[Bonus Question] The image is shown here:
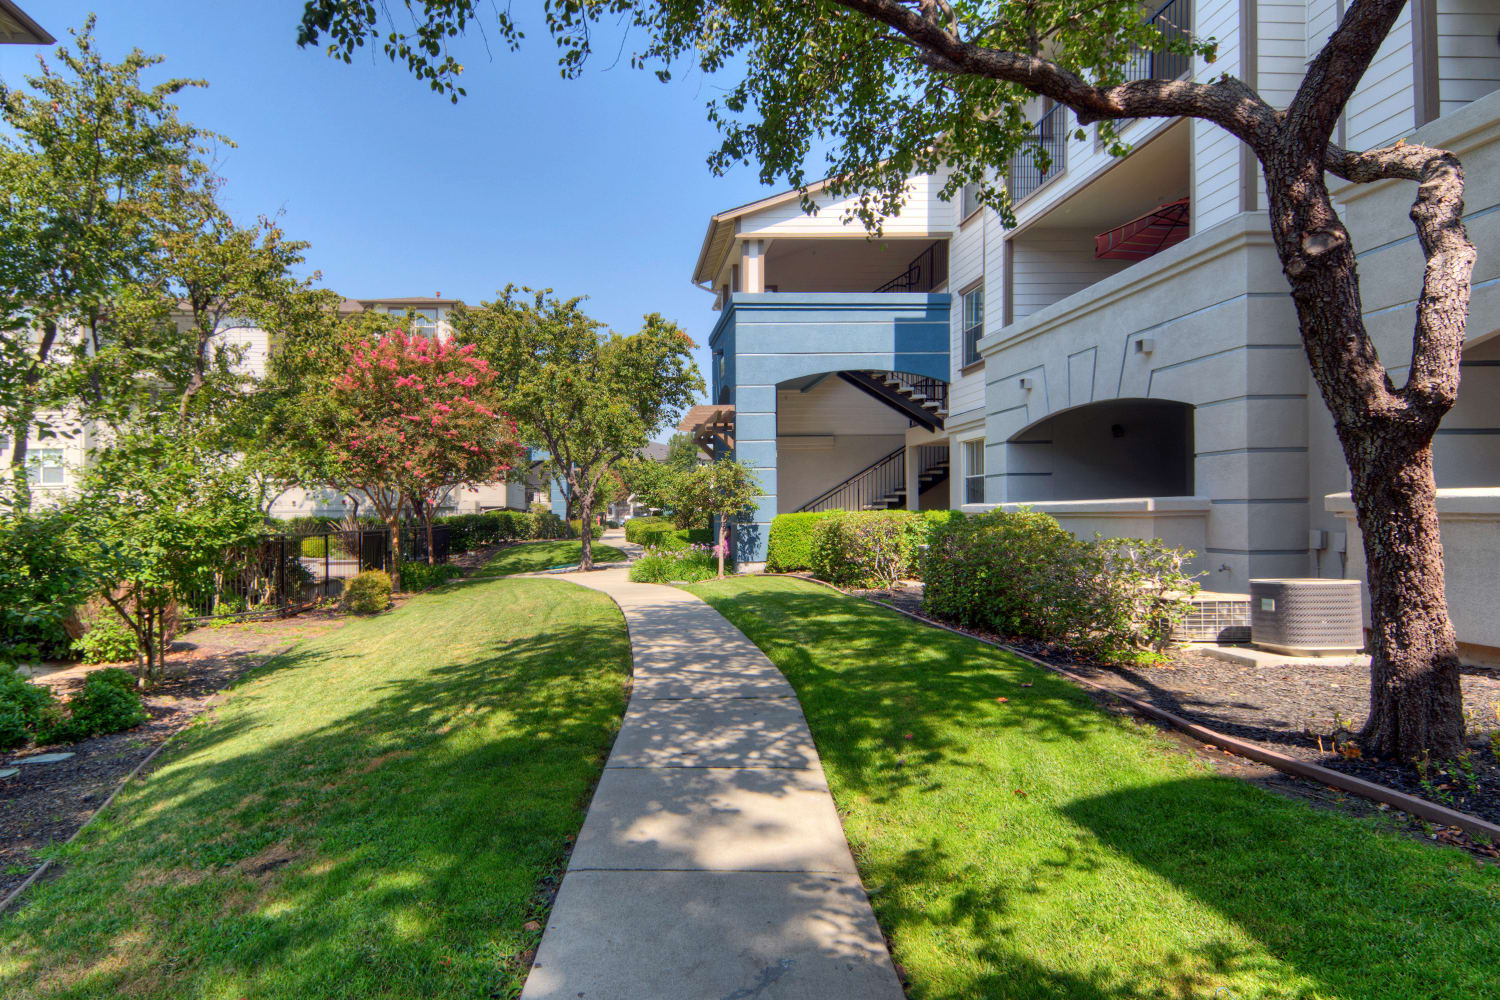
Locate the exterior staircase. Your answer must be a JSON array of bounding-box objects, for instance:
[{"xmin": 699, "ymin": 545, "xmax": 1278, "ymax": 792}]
[
  {"xmin": 838, "ymin": 371, "xmax": 949, "ymax": 430},
  {"xmin": 796, "ymin": 443, "xmax": 951, "ymax": 513}
]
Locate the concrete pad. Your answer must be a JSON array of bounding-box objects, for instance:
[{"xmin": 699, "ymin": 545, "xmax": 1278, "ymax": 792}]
[
  {"xmin": 571, "ymin": 766, "xmax": 856, "ymax": 873},
  {"xmin": 520, "ymin": 870, "xmax": 905, "ymax": 1000},
  {"xmin": 607, "ymin": 696, "xmax": 820, "ymax": 769},
  {"xmin": 14, "ymin": 752, "xmax": 75, "ymax": 765},
  {"xmin": 1194, "ymin": 644, "xmax": 1371, "ymax": 669}
]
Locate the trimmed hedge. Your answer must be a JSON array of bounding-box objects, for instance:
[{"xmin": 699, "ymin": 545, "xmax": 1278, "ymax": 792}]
[
  {"xmin": 626, "ymin": 516, "xmax": 710, "ymax": 550},
  {"xmin": 764, "ymin": 511, "xmax": 839, "ymax": 572},
  {"xmin": 921, "ymin": 508, "xmax": 1197, "ymax": 661},
  {"xmin": 767, "ymin": 509, "xmax": 963, "ymax": 574},
  {"xmin": 434, "ymin": 507, "xmax": 572, "ymax": 553}
]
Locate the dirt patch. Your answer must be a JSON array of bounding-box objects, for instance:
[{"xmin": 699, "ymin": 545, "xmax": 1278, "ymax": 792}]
[
  {"xmin": 850, "ymin": 580, "xmax": 1500, "ymax": 853},
  {"xmin": 237, "ymin": 841, "xmax": 301, "ymax": 879},
  {"xmin": 1, "ymin": 610, "xmax": 346, "ymax": 900}
]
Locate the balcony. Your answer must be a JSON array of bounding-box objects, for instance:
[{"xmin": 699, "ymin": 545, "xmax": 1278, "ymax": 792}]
[
  {"xmin": 1123, "ymin": 0, "xmax": 1193, "ymax": 83},
  {"xmin": 1008, "ymin": 104, "xmax": 1068, "ymax": 204}
]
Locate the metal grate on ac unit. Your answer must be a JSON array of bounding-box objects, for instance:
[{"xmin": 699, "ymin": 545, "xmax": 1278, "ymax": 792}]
[
  {"xmin": 1249, "ymin": 579, "xmax": 1364, "ymax": 655},
  {"xmin": 1171, "ymin": 591, "xmax": 1252, "ymax": 644}
]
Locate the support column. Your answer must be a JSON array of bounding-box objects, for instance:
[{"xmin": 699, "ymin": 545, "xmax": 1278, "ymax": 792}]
[
  {"xmin": 904, "ymin": 442, "xmax": 920, "ymax": 511},
  {"xmin": 739, "ymin": 240, "xmax": 766, "ymax": 294}
]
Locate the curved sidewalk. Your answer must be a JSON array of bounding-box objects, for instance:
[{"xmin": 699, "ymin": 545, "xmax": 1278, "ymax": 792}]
[{"xmin": 521, "ymin": 566, "xmax": 904, "ymax": 1000}]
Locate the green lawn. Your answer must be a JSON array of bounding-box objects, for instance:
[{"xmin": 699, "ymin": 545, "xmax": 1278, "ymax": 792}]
[
  {"xmin": 688, "ymin": 576, "xmax": 1500, "ymax": 1000},
  {"xmin": 0, "ymin": 556, "xmax": 631, "ymax": 999},
  {"xmin": 475, "ymin": 539, "xmax": 626, "ymax": 577}
]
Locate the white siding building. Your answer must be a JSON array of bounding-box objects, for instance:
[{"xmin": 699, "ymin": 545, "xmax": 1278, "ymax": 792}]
[{"xmin": 686, "ymin": 0, "xmax": 1500, "ymax": 661}]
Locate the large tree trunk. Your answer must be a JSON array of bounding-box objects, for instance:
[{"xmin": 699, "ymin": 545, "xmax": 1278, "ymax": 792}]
[
  {"xmin": 1262, "ymin": 146, "xmax": 1470, "ymax": 762},
  {"xmin": 387, "ymin": 516, "xmax": 403, "ymax": 592},
  {"xmin": 1346, "ymin": 427, "xmax": 1464, "ymax": 759},
  {"xmin": 578, "ymin": 488, "xmax": 594, "ymax": 570}
]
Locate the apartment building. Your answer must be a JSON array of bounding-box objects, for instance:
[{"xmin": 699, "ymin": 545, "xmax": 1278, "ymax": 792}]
[
  {"xmin": 684, "ymin": 0, "xmax": 1500, "ymax": 660},
  {"xmin": 5, "ymin": 295, "xmax": 550, "ymax": 518}
]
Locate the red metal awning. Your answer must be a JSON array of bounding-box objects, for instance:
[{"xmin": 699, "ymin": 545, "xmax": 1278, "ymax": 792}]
[{"xmin": 1094, "ymin": 198, "xmax": 1190, "ymax": 261}]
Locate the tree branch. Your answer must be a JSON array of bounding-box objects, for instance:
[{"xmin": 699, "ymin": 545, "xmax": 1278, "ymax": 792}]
[
  {"xmin": 830, "ymin": 0, "xmax": 1278, "ymax": 147},
  {"xmin": 1327, "ymin": 140, "xmax": 1476, "ymax": 416},
  {"xmin": 1285, "ymin": 0, "xmax": 1408, "ymax": 153}
]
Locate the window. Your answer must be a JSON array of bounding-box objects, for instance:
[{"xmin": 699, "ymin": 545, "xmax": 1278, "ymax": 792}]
[
  {"xmin": 963, "ymin": 439, "xmax": 985, "ymax": 505},
  {"xmin": 35, "ymin": 448, "xmax": 64, "ymax": 487},
  {"xmin": 960, "ymin": 181, "xmax": 982, "ymax": 220},
  {"xmin": 962, "ymin": 284, "xmax": 984, "ymax": 367}
]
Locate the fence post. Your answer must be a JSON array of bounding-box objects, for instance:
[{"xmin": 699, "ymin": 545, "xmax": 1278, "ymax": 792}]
[
  {"xmin": 324, "ymin": 531, "xmax": 330, "ymax": 600},
  {"xmin": 277, "ymin": 535, "xmax": 287, "ymax": 610}
]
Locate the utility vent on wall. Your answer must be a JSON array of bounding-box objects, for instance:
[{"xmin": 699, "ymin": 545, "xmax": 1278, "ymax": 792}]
[{"xmin": 1249, "ymin": 579, "xmax": 1364, "ymax": 655}]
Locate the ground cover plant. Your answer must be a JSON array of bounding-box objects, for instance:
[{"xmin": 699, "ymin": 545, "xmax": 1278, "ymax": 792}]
[
  {"xmin": 475, "ymin": 539, "xmax": 626, "ymax": 578},
  {"xmin": 687, "ymin": 576, "xmax": 1500, "ymax": 1000},
  {"xmin": 0, "ymin": 554, "xmax": 631, "ymax": 999},
  {"xmin": 628, "ymin": 544, "xmax": 722, "ymax": 585}
]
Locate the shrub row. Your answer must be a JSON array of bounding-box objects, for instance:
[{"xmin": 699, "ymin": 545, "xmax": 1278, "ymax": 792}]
[
  {"xmin": 400, "ymin": 561, "xmax": 465, "ymax": 592},
  {"xmin": 434, "ymin": 505, "xmax": 572, "ymax": 553},
  {"xmin": 768, "ymin": 509, "xmax": 966, "ymax": 577},
  {"xmin": 625, "ymin": 516, "xmax": 711, "ymax": 550},
  {"xmin": 0, "ymin": 665, "xmax": 148, "ymax": 751},
  {"xmin": 920, "ymin": 509, "xmax": 1197, "ymax": 661}
]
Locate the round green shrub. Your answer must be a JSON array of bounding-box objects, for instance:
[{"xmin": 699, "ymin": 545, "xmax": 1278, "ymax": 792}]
[
  {"xmin": 64, "ymin": 668, "xmax": 148, "ymax": 739},
  {"xmin": 73, "ymin": 617, "xmax": 138, "ymax": 664},
  {"xmin": 0, "ymin": 702, "xmax": 29, "ymax": 751},
  {"xmin": 342, "ymin": 570, "xmax": 393, "ymax": 614},
  {"xmin": 0, "ymin": 666, "xmax": 61, "ymax": 750},
  {"xmin": 809, "ymin": 511, "xmax": 923, "ymax": 589}
]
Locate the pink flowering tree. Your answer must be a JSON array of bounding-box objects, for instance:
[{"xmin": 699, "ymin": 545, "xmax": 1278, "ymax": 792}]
[{"xmin": 328, "ymin": 326, "xmax": 519, "ymax": 589}]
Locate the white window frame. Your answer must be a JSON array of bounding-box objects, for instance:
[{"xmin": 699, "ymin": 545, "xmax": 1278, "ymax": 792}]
[
  {"xmin": 963, "ymin": 438, "xmax": 985, "ymax": 506},
  {"xmin": 961, "ymin": 283, "xmax": 985, "ymax": 367},
  {"xmin": 960, "ymin": 181, "xmax": 982, "ymax": 221},
  {"xmin": 35, "ymin": 447, "xmax": 65, "ymax": 487}
]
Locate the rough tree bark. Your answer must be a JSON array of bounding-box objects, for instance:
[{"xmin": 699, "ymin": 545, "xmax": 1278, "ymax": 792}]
[
  {"xmin": 576, "ymin": 476, "xmax": 596, "ymax": 570},
  {"xmin": 838, "ymin": 0, "xmax": 1475, "ymax": 759}
]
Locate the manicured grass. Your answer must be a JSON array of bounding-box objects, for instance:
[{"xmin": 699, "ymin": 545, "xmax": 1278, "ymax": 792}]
[
  {"xmin": 476, "ymin": 539, "xmax": 626, "ymax": 577},
  {"xmin": 688, "ymin": 577, "xmax": 1500, "ymax": 1000},
  {"xmin": 0, "ymin": 555, "xmax": 631, "ymax": 999}
]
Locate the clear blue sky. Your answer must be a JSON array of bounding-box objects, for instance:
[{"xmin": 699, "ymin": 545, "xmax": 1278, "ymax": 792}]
[{"xmin": 3, "ymin": 2, "xmax": 783, "ymax": 412}]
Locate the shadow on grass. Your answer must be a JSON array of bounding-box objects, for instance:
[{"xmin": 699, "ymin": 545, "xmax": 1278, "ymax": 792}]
[
  {"xmin": 691, "ymin": 578, "xmax": 1500, "ymax": 1000},
  {"xmin": 0, "ymin": 577, "xmax": 631, "ymax": 1000}
]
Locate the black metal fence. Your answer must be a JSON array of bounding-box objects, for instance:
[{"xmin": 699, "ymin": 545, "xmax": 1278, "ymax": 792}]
[
  {"xmin": 1007, "ymin": 103, "xmax": 1068, "ymax": 204},
  {"xmin": 178, "ymin": 525, "xmax": 450, "ymax": 622}
]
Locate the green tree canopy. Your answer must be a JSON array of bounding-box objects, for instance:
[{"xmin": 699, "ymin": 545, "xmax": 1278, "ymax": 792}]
[{"xmin": 450, "ymin": 287, "xmax": 703, "ymax": 568}]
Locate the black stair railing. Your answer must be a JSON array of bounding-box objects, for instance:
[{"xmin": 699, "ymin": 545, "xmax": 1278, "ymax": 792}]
[
  {"xmin": 795, "ymin": 442, "xmax": 952, "ymax": 513},
  {"xmin": 874, "ymin": 241, "xmax": 948, "ymax": 293},
  {"xmin": 796, "ymin": 447, "xmax": 906, "ymax": 513}
]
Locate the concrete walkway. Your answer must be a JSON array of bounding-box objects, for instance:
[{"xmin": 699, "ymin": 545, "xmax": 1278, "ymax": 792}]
[{"xmin": 521, "ymin": 562, "xmax": 904, "ymax": 1000}]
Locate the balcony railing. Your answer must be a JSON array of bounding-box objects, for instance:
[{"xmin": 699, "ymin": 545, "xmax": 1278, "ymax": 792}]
[
  {"xmin": 1007, "ymin": 103, "xmax": 1067, "ymax": 204},
  {"xmin": 874, "ymin": 241, "xmax": 948, "ymax": 293},
  {"xmin": 1124, "ymin": 0, "xmax": 1192, "ymax": 82}
]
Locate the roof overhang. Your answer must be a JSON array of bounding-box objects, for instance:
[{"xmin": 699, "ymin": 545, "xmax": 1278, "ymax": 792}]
[
  {"xmin": 691, "ymin": 178, "xmax": 840, "ymax": 286},
  {"xmin": 0, "ymin": 1, "xmax": 52, "ymax": 44}
]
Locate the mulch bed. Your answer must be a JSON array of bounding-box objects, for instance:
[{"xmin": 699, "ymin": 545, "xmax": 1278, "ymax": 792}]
[
  {"xmin": 852, "ymin": 580, "xmax": 1500, "ymax": 855},
  {"xmin": 0, "ymin": 610, "xmax": 346, "ymax": 900}
]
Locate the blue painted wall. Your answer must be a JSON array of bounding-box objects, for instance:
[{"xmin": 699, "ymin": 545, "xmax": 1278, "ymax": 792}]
[{"xmin": 710, "ymin": 292, "xmax": 951, "ymax": 561}]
